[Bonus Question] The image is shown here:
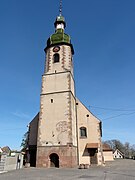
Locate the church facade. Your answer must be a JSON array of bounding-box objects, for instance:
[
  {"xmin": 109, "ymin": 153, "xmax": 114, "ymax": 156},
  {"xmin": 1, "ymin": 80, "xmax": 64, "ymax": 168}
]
[{"xmin": 27, "ymin": 13, "xmax": 104, "ymax": 168}]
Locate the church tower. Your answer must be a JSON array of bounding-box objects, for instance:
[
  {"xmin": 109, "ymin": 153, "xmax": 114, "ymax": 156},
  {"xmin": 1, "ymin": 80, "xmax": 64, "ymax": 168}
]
[
  {"xmin": 36, "ymin": 4, "xmax": 78, "ymax": 168},
  {"xmin": 28, "ymin": 0, "xmax": 104, "ymax": 168}
]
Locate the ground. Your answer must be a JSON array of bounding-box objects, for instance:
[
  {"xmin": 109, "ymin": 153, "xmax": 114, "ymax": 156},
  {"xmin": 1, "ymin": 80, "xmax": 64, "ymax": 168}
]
[{"xmin": 0, "ymin": 159, "xmax": 135, "ymax": 180}]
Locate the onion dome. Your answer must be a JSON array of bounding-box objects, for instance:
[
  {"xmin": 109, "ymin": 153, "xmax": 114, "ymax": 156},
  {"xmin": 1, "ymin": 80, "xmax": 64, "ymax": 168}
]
[{"xmin": 45, "ymin": 15, "xmax": 74, "ymax": 54}]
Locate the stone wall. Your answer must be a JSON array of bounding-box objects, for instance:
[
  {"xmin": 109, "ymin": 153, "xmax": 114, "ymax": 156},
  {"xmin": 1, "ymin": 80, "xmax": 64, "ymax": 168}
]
[
  {"xmin": 36, "ymin": 145, "xmax": 77, "ymax": 168},
  {"xmin": 0, "ymin": 153, "xmax": 24, "ymax": 172}
]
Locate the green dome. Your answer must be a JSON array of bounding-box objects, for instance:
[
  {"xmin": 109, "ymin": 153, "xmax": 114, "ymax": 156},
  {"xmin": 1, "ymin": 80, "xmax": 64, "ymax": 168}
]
[{"xmin": 49, "ymin": 29, "xmax": 70, "ymax": 45}]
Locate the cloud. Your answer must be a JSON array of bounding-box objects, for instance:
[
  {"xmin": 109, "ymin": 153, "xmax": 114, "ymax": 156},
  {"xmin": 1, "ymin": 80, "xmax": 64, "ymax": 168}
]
[
  {"xmin": 103, "ymin": 129, "xmax": 135, "ymax": 144},
  {"xmin": 11, "ymin": 111, "xmax": 31, "ymax": 119}
]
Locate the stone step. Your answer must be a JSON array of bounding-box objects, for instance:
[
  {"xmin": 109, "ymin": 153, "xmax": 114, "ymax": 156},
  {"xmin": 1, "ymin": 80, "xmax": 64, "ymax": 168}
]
[
  {"xmin": 0, "ymin": 164, "xmax": 5, "ymax": 171},
  {"xmin": 0, "ymin": 166, "xmax": 4, "ymax": 168},
  {"xmin": 0, "ymin": 159, "xmax": 6, "ymax": 162},
  {"xmin": 0, "ymin": 167, "xmax": 4, "ymax": 171},
  {"xmin": 0, "ymin": 162, "xmax": 5, "ymax": 165}
]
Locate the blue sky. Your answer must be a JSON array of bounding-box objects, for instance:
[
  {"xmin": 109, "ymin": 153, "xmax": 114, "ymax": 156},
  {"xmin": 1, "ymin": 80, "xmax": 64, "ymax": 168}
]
[{"xmin": 0, "ymin": 0, "xmax": 135, "ymax": 150}]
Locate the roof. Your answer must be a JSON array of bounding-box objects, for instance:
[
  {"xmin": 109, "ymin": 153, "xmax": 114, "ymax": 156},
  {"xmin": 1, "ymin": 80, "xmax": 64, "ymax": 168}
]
[
  {"xmin": 50, "ymin": 29, "xmax": 70, "ymax": 45},
  {"xmin": 2, "ymin": 146, "xmax": 11, "ymax": 154},
  {"xmin": 102, "ymin": 143, "xmax": 113, "ymax": 151},
  {"xmin": 86, "ymin": 143, "xmax": 99, "ymax": 148},
  {"xmin": 29, "ymin": 112, "xmax": 39, "ymax": 125},
  {"xmin": 45, "ymin": 34, "xmax": 74, "ymax": 54},
  {"xmin": 114, "ymin": 149, "xmax": 124, "ymax": 155}
]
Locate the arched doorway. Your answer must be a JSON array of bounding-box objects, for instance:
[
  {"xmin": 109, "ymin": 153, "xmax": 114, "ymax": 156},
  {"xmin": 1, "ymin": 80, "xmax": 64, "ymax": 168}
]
[{"xmin": 49, "ymin": 153, "xmax": 59, "ymax": 168}]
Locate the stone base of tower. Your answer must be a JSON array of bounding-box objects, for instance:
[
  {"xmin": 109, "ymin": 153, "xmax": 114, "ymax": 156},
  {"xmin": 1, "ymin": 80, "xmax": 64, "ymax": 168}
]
[{"xmin": 36, "ymin": 144, "xmax": 78, "ymax": 168}]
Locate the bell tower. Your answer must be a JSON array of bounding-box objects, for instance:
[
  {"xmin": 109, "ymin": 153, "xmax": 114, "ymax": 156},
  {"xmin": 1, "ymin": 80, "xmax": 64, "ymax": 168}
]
[{"xmin": 36, "ymin": 2, "xmax": 78, "ymax": 168}]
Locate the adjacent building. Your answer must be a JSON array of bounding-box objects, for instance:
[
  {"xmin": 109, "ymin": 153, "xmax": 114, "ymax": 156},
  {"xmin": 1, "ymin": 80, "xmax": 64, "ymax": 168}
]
[
  {"xmin": 102, "ymin": 143, "xmax": 114, "ymax": 162},
  {"xmin": 113, "ymin": 149, "xmax": 124, "ymax": 159}
]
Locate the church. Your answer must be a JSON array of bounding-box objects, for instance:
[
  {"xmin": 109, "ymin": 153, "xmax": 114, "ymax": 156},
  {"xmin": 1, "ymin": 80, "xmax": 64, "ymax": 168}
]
[{"xmin": 26, "ymin": 4, "xmax": 104, "ymax": 168}]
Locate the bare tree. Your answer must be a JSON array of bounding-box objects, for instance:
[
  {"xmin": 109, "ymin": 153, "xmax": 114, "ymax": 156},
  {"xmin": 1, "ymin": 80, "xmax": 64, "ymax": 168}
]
[
  {"xmin": 104, "ymin": 139, "xmax": 135, "ymax": 159},
  {"xmin": 104, "ymin": 139, "xmax": 124, "ymax": 152}
]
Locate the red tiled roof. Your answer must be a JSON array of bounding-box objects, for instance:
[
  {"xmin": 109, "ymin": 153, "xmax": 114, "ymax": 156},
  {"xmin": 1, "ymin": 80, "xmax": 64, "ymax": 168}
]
[
  {"xmin": 102, "ymin": 143, "xmax": 112, "ymax": 151},
  {"xmin": 86, "ymin": 143, "xmax": 98, "ymax": 148}
]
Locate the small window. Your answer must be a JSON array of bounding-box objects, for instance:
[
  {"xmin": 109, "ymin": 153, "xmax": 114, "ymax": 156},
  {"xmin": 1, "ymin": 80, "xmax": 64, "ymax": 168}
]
[
  {"xmin": 51, "ymin": 99, "xmax": 53, "ymax": 103},
  {"xmin": 71, "ymin": 57, "xmax": 73, "ymax": 61},
  {"xmin": 53, "ymin": 53, "xmax": 59, "ymax": 63},
  {"xmin": 80, "ymin": 127, "xmax": 87, "ymax": 138}
]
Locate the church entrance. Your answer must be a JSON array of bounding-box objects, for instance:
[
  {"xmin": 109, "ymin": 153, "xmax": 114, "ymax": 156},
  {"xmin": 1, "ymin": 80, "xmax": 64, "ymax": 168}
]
[
  {"xmin": 49, "ymin": 153, "xmax": 59, "ymax": 168},
  {"xmin": 29, "ymin": 148, "xmax": 37, "ymax": 167}
]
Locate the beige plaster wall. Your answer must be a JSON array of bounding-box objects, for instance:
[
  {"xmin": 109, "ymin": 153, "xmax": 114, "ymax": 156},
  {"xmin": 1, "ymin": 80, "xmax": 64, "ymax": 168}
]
[
  {"xmin": 76, "ymin": 99, "xmax": 103, "ymax": 165},
  {"xmin": 103, "ymin": 151, "xmax": 114, "ymax": 161},
  {"xmin": 38, "ymin": 92, "xmax": 77, "ymax": 146},
  {"xmin": 45, "ymin": 45, "xmax": 73, "ymax": 74},
  {"xmin": 37, "ymin": 44, "xmax": 77, "ymax": 147},
  {"xmin": 41, "ymin": 72, "xmax": 75, "ymax": 96}
]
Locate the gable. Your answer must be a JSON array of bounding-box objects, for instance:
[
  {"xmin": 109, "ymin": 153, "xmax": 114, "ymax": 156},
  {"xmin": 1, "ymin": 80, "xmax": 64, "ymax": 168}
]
[
  {"xmin": 76, "ymin": 98, "xmax": 101, "ymax": 124},
  {"xmin": 114, "ymin": 149, "xmax": 124, "ymax": 156},
  {"xmin": 1, "ymin": 146, "xmax": 11, "ymax": 154},
  {"xmin": 76, "ymin": 98, "xmax": 102, "ymax": 140}
]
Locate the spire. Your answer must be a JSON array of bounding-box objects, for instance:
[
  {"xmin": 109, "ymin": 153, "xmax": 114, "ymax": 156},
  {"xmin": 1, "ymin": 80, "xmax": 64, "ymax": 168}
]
[
  {"xmin": 45, "ymin": 0, "xmax": 74, "ymax": 54},
  {"xmin": 59, "ymin": 0, "xmax": 62, "ymax": 16},
  {"xmin": 54, "ymin": 0, "xmax": 66, "ymax": 30},
  {"xmin": 44, "ymin": 0, "xmax": 74, "ymax": 54}
]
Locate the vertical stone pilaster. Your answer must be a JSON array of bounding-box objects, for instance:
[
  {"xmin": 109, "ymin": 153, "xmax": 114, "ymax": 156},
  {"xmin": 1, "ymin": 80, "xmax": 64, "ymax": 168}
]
[{"xmin": 61, "ymin": 46, "xmax": 65, "ymax": 69}]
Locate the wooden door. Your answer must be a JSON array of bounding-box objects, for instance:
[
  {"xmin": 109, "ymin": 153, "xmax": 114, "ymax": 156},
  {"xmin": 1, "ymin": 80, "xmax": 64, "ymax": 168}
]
[{"xmin": 89, "ymin": 148, "xmax": 97, "ymax": 164}]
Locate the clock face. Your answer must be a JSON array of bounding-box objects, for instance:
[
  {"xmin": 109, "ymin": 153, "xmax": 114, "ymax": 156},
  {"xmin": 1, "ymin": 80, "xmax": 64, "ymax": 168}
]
[{"xmin": 53, "ymin": 46, "xmax": 60, "ymax": 52}]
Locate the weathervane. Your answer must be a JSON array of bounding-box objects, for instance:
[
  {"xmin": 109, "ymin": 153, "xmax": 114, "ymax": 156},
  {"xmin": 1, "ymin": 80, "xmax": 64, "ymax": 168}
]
[{"xmin": 59, "ymin": 0, "xmax": 62, "ymax": 16}]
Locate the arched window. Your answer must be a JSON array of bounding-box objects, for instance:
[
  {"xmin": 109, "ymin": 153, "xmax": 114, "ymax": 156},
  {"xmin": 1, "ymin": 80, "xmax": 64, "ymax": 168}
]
[
  {"xmin": 53, "ymin": 53, "xmax": 59, "ymax": 63},
  {"xmin": 80, "ymin": 127, "xmax": 87, "ymax": 138}
]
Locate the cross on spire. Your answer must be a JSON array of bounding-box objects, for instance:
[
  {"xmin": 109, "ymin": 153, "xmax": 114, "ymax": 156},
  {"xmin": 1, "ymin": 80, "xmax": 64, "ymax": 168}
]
[{"xmin": 59, "ymin": 0, "xmax": 62, "ymax": 16}]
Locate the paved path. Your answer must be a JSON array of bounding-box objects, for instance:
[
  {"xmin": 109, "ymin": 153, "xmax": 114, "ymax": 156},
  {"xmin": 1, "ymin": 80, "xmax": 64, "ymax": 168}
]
[{"xmin": 0, "ymin": 159, "xmax": 135, "ymax": 180}]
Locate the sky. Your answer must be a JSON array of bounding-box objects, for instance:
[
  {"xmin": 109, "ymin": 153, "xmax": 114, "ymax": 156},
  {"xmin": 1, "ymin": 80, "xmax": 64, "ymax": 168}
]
[{"xmin": 0, "ymin": 0, "xmax": 135, "ymax": 150}]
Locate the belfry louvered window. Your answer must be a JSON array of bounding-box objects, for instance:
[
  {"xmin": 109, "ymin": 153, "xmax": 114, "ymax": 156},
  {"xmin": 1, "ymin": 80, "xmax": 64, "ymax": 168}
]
[{"xmin": 53, "ymin": 53, "xmax": 59, "ymax": 63}]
